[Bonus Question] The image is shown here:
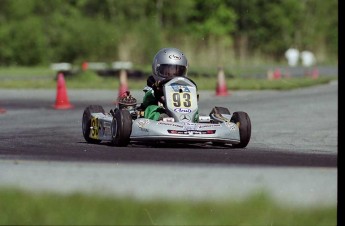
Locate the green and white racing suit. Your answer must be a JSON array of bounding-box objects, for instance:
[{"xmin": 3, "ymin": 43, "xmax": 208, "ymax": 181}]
[{"xmin": 141, "ymin": 87, "xmax": 166, "ymax": 121}]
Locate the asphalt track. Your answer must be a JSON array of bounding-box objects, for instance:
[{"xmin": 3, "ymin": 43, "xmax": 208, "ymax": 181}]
[{"xmin": 0, "ymin": 81, "xmax": 338, "ymax": 206}]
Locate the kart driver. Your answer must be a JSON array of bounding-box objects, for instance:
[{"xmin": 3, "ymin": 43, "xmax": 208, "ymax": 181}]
[{"xmin": 140, "ymin": 47, "xmax": 190, "ymax": 121}]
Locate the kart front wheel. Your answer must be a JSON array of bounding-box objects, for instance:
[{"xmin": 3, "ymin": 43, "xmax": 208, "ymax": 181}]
[
  {"xmin": 82, "ymin": 105, "xmax": 105, "ymax": 144},
  {"xmin": 231, "ymin": 111, "xmax": 251, "ymax": 148},
  {"xmin": 111, "ymin": 109, "xmax": 132, "ymax": 146}
]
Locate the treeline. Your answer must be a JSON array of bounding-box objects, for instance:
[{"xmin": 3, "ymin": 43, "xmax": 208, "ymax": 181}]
[{"xmin": 0, "ymin": 0, "xmax": 338, "ymax": 68}]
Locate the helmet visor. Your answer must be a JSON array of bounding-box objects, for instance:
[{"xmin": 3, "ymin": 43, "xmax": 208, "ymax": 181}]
[{"xmin": 157, "ymin": 64, "xmax": 187, "ymax": 78}]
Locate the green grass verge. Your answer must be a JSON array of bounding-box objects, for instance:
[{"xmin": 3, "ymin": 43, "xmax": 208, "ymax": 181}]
[
  {"xmin": 0, "ymin": 66, "xmax": 52, "ymax": 77},
  {"xmin": 0, "ymin": 187, "xmax": 336, "ymax": 225},
  {"xmin": 0, "ymin": 67, "xmax": 337, "ymax": 90}
]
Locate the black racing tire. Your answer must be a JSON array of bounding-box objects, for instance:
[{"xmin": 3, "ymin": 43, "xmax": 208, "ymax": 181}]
[
  {"xmin": 111, "ymin": 109, "xmax": 132, "ymax": 147},
  {"xmin": 82, "ymin": 105, "xmax": 105, "ymax": 144},
  {"xmin": 231, "ymin": 111, "xmax": 251, "ymax": 148}
]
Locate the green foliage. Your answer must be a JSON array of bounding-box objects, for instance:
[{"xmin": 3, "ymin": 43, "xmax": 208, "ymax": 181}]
[
  {"xmin": 0, "ymin": 16, "xmax": 47, "ymax": 65},
  {"xmin": 189, "ymin": 0, "xmax": 237, "ymax": 38},
  {"xmin": 0, "ymin": 0, "xmax": 338, "ymax": 67},
  {"xmin": 229, "ymin": 0, "xmax": 304, "ymax": 60}
]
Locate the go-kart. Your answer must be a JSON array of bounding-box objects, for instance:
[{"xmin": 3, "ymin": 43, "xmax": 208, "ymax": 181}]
[{"xmin": 82, "ymin": 77, "xmax": 251, "ymax": 148}]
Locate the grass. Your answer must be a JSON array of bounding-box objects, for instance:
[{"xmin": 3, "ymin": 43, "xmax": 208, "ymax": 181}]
[
  {"xmin": 0, "ymin": 66, "xmax": 337, "ymax": 90},
  {"xmin": 0, "ymin": 187, "xmax": 336, "ymax": 225},
  {"xmin": 0, "ymin": 66, "xmax": 52, "ymax": 77}
]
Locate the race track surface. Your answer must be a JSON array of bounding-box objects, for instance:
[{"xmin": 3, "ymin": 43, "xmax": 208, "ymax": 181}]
[{"xmin": 0, "ymin": 81, "xmax": 338, "ymax": 206}]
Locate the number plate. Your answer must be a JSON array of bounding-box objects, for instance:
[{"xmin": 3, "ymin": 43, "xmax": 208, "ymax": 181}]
[
  {"xmin": 90, "ymin": 117, "xmax": 99, "ymax": 139},
  {"xmin": 171, "ymin": 92, "xmax": 193, "ymax": 109}
]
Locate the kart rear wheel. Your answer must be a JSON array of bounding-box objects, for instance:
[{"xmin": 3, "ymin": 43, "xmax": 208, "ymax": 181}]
[
  {"xmin": 111, "ymin": 109, "xmax": 132, "ymax": 146},
  {"xmin": 82, "ymin": 105, "xmax": 105, "ymax": 144},
  {"xmin": 231, "ymin": 111, "xmax": 251, "ymax": 148}
]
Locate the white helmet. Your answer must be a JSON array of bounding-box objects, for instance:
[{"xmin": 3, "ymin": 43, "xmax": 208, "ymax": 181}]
[{"xmin": 152, "ymin": 48, "xmax": 188, "ymax": 82}]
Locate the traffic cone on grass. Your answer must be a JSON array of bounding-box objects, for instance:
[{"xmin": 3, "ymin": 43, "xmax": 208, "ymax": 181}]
[
  {"xmin": 81, "ymin": 61, "xmax": 89, "ymax": 71},
  {"xmin": 53, "ymin": 73, "xmax": 73, "ymax": 109},
  {"xmin": 215, "ymin": 67, "xmax": 229, "ymax": 96}
]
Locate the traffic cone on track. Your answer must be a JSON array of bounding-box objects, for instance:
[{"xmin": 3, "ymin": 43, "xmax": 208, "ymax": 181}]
[
  {"xmin": 53, "ymin": 73, "xmax": 73, "ymax": 109},
  {"xmin": 312, "ymin": 67, "xmax": 319, "ymax": 79},
  {"xmin": 273, "ymin": 68, "xmax": 281, "ymax": 79},
  {"xmin": 215, "ymin": 67, "xmax": 229, "ymax": 96},
  {"xmin": 0, "ymin": 107, "xmax": 6, "ymax": 114},
  {"xmin": 116, "ymin": 69, "xmax": 129, "ymax": 103}
]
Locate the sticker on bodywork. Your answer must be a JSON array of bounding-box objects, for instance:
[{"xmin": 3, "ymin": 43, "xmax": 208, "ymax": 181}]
[
  {"xmin": 137, "ymin": 119, "xmax": 150, "ymax": 128},
  {"xmin": 157, "ymin": 121, "xmax": 184, "ymax": 128},
  {"xmin": 183, "ymin": 122, "xmax": 198, "ymax": 131},
  {"xmin": 103, "ymin": 122, "xmax": 111, "ymax": 135},
  {"xmin": 168, "ymin": 130, "xmax": 216, "ymax": 135},
  {"xmin": 225, "ymin": 122, "xmax": 238, "ymax": 131},
  {"xmin": 170, "ymin": 83, "xmax": 190, "ymax": 92},
  {"xmin": 198, "ymin": 124, "xmax": 221, "ymax": 129}
]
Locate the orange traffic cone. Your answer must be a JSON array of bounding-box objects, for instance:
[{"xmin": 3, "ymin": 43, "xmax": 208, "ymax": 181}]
[
  {"xmin": 53, "ymin": 73, "xmax": 73, "ymax": 109},
  {"xmin": 116, "ymin": 69, "xmax": 128, "ymax": 103},
  {"xmin": 273, "ymin": 68, "xmax": 281, "ymax": 79},
  {"xmin": 216, "ymin": 67, "xmax": 229, "ymax": 96},
  {"xmin": 81, "ymin": 61, "xmax": 88, "ymax": 71},
  {"xmin": 312, "ymin": 67, "xmax": 319, "ymax": 79},
  {"xmin": 0, "ymin": 106, "xmax": 6, "ymax": 114}
]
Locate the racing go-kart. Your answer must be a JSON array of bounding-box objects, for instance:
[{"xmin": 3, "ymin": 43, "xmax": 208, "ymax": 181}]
[{"xmin": 82, "ymin": 77, "xmax": 251, "ymax": 148}]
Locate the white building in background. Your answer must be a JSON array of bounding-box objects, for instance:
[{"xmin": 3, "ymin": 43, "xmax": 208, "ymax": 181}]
[
  {"xmin": 285, "ymin": 48, "xmax": 300, "ymax": 67},
  {"xmin": 300, "ymin": 51, "xmax": 316, "ymax": 67}
]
